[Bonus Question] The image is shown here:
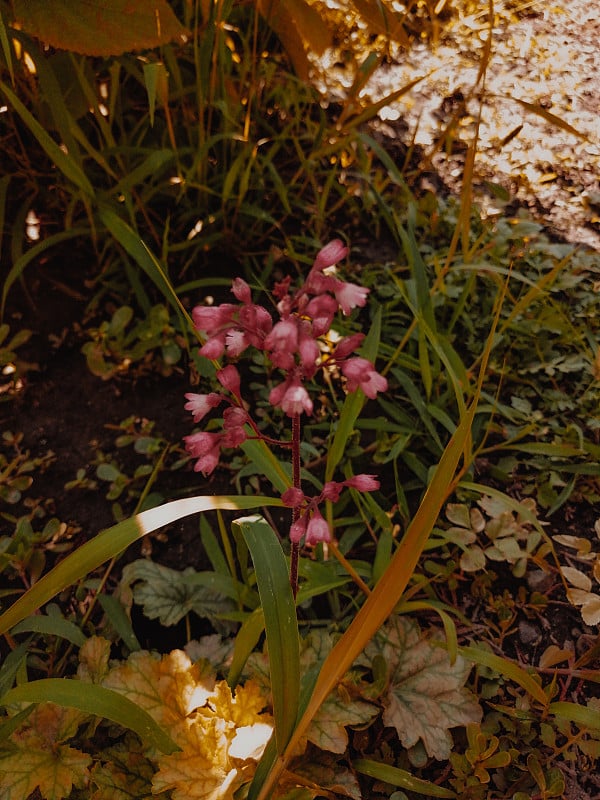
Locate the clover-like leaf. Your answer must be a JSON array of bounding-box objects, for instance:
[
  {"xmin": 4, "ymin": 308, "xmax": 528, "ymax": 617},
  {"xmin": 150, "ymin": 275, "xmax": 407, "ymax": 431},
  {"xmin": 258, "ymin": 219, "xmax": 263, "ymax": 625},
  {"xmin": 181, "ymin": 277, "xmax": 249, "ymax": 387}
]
[{"xmin": 366, "ymin": 616, "xmax": 482, "ymax": 760}]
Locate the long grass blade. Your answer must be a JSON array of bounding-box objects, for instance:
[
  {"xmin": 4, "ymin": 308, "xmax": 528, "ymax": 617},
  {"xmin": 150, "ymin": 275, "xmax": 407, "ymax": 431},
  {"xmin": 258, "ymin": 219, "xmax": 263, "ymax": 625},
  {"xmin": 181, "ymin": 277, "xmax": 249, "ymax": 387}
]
[
  {"xmin": 0, "ymin": 81, "xmax": 94, "ymax": 197},
  {"xmin": 0, "ymin": 495, "xmax": 282, "ymax": 636},
  {"xmin": 233, "ymin": 515, "xmax": 300, "ymax": 753},
  {"xmin": 0, "ymin": 680, "xmax": 178, "ymax": 754}
]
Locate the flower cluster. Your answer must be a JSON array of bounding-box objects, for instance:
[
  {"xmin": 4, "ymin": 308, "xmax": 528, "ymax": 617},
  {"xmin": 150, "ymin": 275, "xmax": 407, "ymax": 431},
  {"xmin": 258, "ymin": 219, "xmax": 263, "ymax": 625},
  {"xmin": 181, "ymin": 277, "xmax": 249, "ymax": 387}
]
[
  {"xmin": 282, "ymin": 474, "xmax": 380, "ymax": 545},
  {"xmin": 187, "ymin": 240, "xmax": 387, "ymax": 425},
  {"xmin": 183, "ymin": 240, "xmax": 387, "ymax": 548}
]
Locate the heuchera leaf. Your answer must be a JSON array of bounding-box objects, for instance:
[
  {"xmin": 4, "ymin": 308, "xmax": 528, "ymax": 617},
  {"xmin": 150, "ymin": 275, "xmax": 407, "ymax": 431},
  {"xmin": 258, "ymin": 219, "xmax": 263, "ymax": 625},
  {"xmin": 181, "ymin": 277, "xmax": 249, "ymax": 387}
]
[
  {"xmin": 120, "ymin": 559, "xmax": 236, "ymax": 629},
  {"xmin": 13, "ymin": 0, "xmax": 188, "ymax": 56},
  {"xmin": 365, "ymin": 616, "xmax": 482, "ymax": 760},
  {"xmin": 90, "ymin": 736, "xmax": 156, "ymax": 799},
  {"xmin": 0, "ymin": 704, "xmax": 91, "ymax": 800},
  {"xmin": 101, "ymin": 649, "xmax": 273, "ymax": 799},
  {"xmin": 301, "ymin": 631, "xmax": 378, "ymax": 753}
]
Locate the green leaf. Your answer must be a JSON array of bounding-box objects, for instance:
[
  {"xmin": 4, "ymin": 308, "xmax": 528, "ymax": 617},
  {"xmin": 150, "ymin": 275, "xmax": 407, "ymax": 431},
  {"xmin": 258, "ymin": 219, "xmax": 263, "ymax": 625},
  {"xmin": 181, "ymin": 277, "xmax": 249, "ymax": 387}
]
[
  {"xmin": 0, "ymin": 679, "xmax": 179, "ymax": 754},
  {"xmin": 325, "ymin": 308, "xmax": 382, "ymax": 481},
  {"xmin": 11, "ymin": 614, "xmax": 87, "ymax": 647},
  {"xmin": 0, "ymin": 81, "xmax": 94, "ymax": 197},
  {"xmin": 302, "ymin": 631, "xmax": 378, "ymax": 753},
  {"xmin": 13, "ymin": 0, "xmax": 188, "ymax": 56},
  {"xmin": 365, "ymin": 616, "xmax": 481, "ymax": 759},
  {"xmin": 354, "ymin": 759, "xmax": 456, "ymax": 798},
  {"xmin": 233, "ymin": 515, "xmax": 300, "ymax": 754},
  {"xmin": 121, "ymin": 560, "xmax": 235, "ymax": 628}
]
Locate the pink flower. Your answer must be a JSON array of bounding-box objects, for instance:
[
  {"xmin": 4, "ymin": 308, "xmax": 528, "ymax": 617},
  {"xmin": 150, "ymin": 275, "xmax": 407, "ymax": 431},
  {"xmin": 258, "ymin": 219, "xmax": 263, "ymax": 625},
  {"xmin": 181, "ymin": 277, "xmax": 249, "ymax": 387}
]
[
  {"xmin": 333, "ymin": 280, "xmax": 369, "ymax": 315},
  {"xmin": 222, "ymin": 406, "xmax": 248, "ymax": 447},
  {"xmin": 344, "ymin": 474, "xmax": 380, "ymax": 492},
  {"xmin": 281, "ymin": 487, "xmax": 305, "ymax": 507},
  {"xmin": 270, "ymin": 378, "xmax": 313, "ymax": 417},
  {"xmin": 305, "ymin": 294, "xmax": 338, "ymax": 337},
  {"xmin": 341, "ymin": 357, "xmax": 388, "ymax": 399},
  {"xmin": 312, "ymin": 240, "xmax": 348, "ymax": 272},
  {"xmin": 305, "ymin": 509, "xmax": 331, "ymax": 546},
  {"xmin": 264, "ymin": 318, "xmax": 299, "ymax": 353},
  {"xmin": 184, "ymin": 431, "xmax": 222, "ymax": 475},
  {"xmin": 290, "ymin": 514, "xmax": 308, "ymax": 543},
  {"xmin": 231, "ymin": 277, "xmax": 252, "ymax": 304},
  {"xmin": 333, "ymin": 333, "xmax": 365, "ymax": 359},
  {"xmin": 184, "ymin": 392, "xmax": 222, "ymax": 422},
  {"xmin": 193, "ymin": 304, "xmax": 235, "ymax": 334},
  {"xmin": 199, "ymin": 332, "xmax": 228, "ymax": 359},
  {"xmin": 217, "ymin": 365, "xmax": 241, "ymax": 397}
]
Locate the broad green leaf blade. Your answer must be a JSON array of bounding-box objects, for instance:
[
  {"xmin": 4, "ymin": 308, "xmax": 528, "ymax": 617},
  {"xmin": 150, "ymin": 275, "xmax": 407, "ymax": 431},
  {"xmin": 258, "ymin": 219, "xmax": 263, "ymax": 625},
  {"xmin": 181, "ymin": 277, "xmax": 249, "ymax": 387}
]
[
  {"xmin": 550, "ymin": 701, "xmax": 600, "ymax": 732},
  {"xmin": 0, "ymin": 679, "xmax": 178, "ymax": 754},
  {"xmin": 459, "ymin": 646, "xmax": 547, "ymax": 707},
  {"xmin": 325, "ymin": 308, "xmax": 382, "ymax": 482},
  {"xmin": 233, "ymin": 515, "xmax": 300, "ymax": 754},
  {"xmin": 97, "ymin": 594, "xmax": 141, "ymax": 652},
  {"xmin": 0, "ymin": 495, "xmax": 281, "ymax": 636},
  {"xmin": 0, "ymin": 81, "xmax": 94, "ymax": 197},
  {"xmin": 240, "ymin": 438, "xmax": 291, "ymax": 493},
  {"xmin": 354, "ymin": 759, "xmax": 456, "ymax": 798},
  {"xmin": 13, "ymin": 0, "xmax": 187, "ymax": 56},
  {"xmin": 11, "ymin": 614, "xmax": 87, "ymax": 647},
  {"xmin": 98, "ymin": 207, "xmax": 194, "ymax": 330}
]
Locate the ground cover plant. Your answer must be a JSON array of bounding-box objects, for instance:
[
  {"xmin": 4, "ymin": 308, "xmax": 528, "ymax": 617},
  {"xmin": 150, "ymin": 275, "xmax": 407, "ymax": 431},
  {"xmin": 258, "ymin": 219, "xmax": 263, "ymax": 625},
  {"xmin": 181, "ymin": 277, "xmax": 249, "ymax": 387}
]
[{"xmin": 0, "ymin": 1, "xmax": 599, "ymax": 799}]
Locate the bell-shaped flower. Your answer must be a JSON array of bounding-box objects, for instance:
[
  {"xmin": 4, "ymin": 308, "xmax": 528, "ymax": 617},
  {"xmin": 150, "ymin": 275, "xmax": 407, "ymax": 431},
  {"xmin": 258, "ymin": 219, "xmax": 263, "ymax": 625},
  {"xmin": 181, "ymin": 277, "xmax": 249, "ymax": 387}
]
[
  {"xmin": 344, "ymin": 474, "xmax": 380, "ymax": 492},
  {"xmin": 341, "ymin": 357, "xmax": 388, "ymax": 399},
  {"xmin": 199, "ymin": 331, "xmax": 228, "ymax": 359},
  {"xmin": 184, "ymin": 431, "xmax": 222, "ymax": 475},
  {"xmin": 305, "ymin": 509, "xmax": 331, "ymax": 546},
  {"xmin": 222, "ymin": 406, "xmax": 248, "ymax": 448},
  {"xmin": 281, "ymin": 487, "xmax": 305, "ymax": 507},
  {"xmin": 312, "ymin": 239, "xmax": 348, "ymax": 272},
  {"xmin": 192, "ymin": 304, "xmax": 235, "ymax": 335},
  {"xmin": 264, "ymin": 318, "xmax": 298, "ymax": 354},
  {"xmin": 333, "ymin": 279, "xmax": 369, "ymax": 315},
  {"xmin": 184, "ymin": 392, "xmax": 222, "ymax": 423},
  {"xmin": 217, "ymin": 365, "xmax": 242, "ymax": 397},
  {"xmin": 289, "ymin": 513, "xmax": 308, "ymax": 543},
  {"xmin": 269, "ymin": 376, "xmax": 313, "ymax": 417},
  {"xmin": 333, "ymin": 333, "xmax": 365, "ymax": 359},
  {"xmin": 305, "ymin": 294, "xmax": 338, "ymax": 337},
  {"xmin": 231, "ymin": 277, "xmax": 252, "ymax": 304}
]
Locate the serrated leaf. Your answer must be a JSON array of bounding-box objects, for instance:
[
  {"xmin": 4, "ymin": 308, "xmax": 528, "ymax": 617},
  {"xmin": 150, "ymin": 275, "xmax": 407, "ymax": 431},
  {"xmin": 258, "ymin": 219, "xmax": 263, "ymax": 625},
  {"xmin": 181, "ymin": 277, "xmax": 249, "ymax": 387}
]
[
  {"xmin": 90, "ymin": 736, "xmax": 156, "ymax": 799},
  {"xmin": 14, "ymin": 0, "xmax": 188, "ymax": 56},
  {"xmin": 300, "ymin": 630, "xmax": 378, "ymax": 753},
  {"xmin": 366, "ymin": 617, "xmax": 481, "ymax": 760},
  {"xmin": 102, "ymin": 649, "xmax": 215, "ymax": 729},
  {"xmin": 0, "ymin": 704, "xmax": 91, "ymax": 800},
  {"xmin": 121, "ymin": 559, "xmax": 235, "ymax": 629},
  {"xmin": 307, "ymin": 685, "xmax": 378, "ymax": 753},
  {"xmin": 294, "ymin": 753, "xmax": 362, "ymax": 800}
]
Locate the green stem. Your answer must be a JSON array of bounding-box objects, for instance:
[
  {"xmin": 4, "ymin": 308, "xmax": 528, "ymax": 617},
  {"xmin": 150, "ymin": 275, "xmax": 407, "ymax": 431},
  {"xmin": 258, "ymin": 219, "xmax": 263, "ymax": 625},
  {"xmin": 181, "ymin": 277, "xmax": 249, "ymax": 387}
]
[{"xmin": 289, "ymin": 414, "xmax": 301, "ymax": 598}]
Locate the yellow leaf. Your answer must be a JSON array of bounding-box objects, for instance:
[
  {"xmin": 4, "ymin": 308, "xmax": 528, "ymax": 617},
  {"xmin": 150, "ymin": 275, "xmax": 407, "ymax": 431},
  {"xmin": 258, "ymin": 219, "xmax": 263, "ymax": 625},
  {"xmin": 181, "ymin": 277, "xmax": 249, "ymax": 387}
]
[
  {"xmin": 78, "ymin": 636, "xmax": 112, "ymax": 683},
  {"xmin": 153, "ymin": 715, "xmax": 242, "ymax": 800},
  {"xmin": 0, "ymin": 704, "xmax": 91, "ymax": 800},
  {"xmin": 103, "ymin": 649, "xmax": 215, "ymax": 728}
]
